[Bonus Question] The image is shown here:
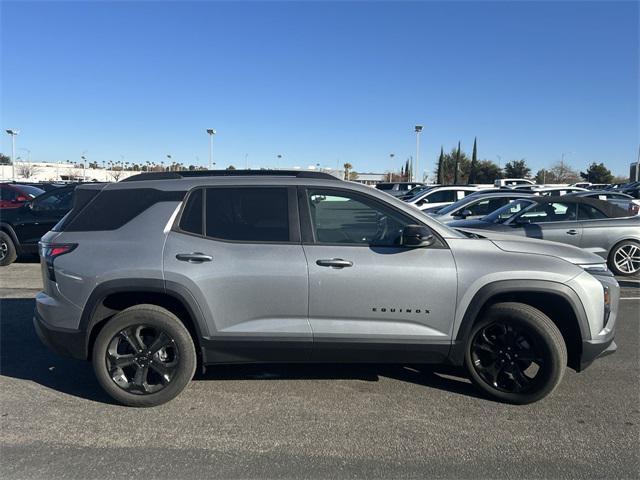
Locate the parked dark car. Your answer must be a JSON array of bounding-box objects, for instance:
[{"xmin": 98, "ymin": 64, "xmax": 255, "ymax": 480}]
[
  {"xmin": 0, "ymin": 184, "xmax": 77, "ymax": 265},
  {"xmin": 449, "ymin": 196, "xmax": 640, "ymax": 276},
  {"xmin": 375, "ymin": 182, "xmax": 426, "ymax": 197},
  {"xmin": 0, "ymin": 183, "xmax": 45, "ymax": 209}
]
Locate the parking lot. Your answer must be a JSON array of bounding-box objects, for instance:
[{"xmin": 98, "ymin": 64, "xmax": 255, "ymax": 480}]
[{"xmin": 1, "ymin": 262, "xmax": 638, "ymax": 479}]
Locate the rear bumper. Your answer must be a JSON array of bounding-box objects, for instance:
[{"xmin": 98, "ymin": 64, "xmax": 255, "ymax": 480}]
[{"xmin": 33, "ymin": 309, "xmax": 87, "ymax": 360}]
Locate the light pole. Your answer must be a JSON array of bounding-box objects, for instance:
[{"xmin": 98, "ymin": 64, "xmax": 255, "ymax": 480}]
[
  {"xmin": 5, "ymin": 129, "xmax": 19, "ymax": 180},
  {"xmin": 414, "ymin": 125, "xmax": 423, "ymax": 183},
  {"xmin": 277, "ymin": 154, "xmax": 282, "ymax": 169},
  {"xmin": 389, "ymin": 153, "xmax": 395, "ymax": 181},
  {"xmin": 636, "ymin": 145, "xmax": 639, "ymax": 182},
  {"xmin": 166, "ymin": 154, "xmax": 172, "ymax": 171},
  {"xmin": 81, "ymin": 153, "xmax": 87, "ymax": 182},
  {"xmin": 206, "ymin": 129, "xmax": 216, "ymax": 170}
]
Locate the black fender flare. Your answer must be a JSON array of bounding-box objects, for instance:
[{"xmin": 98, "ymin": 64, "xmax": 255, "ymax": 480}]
[
  {"xmin": 449, "ymin": 279, "xmax": 589, "ymax": 364},
  {"xmin": 79, "ymin": 278, "xmax": 209, "ymax": 358},
  {"xmin": 0, "ymin": 222, "xmax": 22, "ymax": 253}
]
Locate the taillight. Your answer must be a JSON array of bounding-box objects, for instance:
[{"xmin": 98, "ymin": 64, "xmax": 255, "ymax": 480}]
[{"xmin": 39, "ymin": 243, "xmax": 77, "ymax": 281}]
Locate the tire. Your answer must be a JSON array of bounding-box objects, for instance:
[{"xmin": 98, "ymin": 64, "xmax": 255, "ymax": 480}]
[
  {"xmin": 465, "ymin": 302, "xmax": 567, "ymax": 405},
  {"xmin": 92, "ymin": 304, "xmax": 197, "ymax": 407},
  {"xmin": 608, "ymin": 240, "xmax": 640, "ymax": 277},
  {"xmin": 0, "ymin": 231, "xmax": 17, "ymax": 266}
]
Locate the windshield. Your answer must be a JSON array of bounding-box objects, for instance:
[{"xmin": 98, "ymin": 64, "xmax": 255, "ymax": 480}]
[
  {"xmin": 482, "ymin": 199, "xmax": 534, "ymax": 223},
  {"xmin": 436, "ymin": 197, "xmax": 472, "ymax": 215}
]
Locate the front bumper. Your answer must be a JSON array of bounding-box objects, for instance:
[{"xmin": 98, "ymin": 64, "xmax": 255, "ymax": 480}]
[
  {"xmin": 578, "ymin": 335, "xmax": 617, "ymax": 372},
  {"xmin": 33, "ymin": 309, "xmax": 87, "ymax": 360}
]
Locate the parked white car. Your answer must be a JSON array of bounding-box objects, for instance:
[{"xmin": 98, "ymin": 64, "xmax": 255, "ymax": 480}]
[
  {"xmin": 404, "ymin": 185, "xmax": 479, "ymax": 211},
  {"xmin": 494, "ymin": 178, "xmax": 535, "ymax": 187}
]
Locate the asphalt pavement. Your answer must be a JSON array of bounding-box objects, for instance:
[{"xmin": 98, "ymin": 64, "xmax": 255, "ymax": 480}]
[{"xmin": 0, "ymin": 263, "xmax": 638, "ymax": 479}]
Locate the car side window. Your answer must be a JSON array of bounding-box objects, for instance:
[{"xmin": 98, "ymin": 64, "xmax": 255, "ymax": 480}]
[
  {"xmin": 179, "ymin": 189, "xmax": 203, "ymax": 235},
  {"xmin": 425, "ymin": 190, "xmax": 456, "ymax": 203},
  {"xmin": 33, "ymin": 189, "xmax": 74, "ymax": 211},
  {"xmin": 307, "ymin": 189, "xmax": 412, "ymax": 246},
  {"xmin": 577, "ymin": 204, "xmax": 608, "ymax": 220},
  {"xmin": 520, "ymin": 202, "xmax": 577, "ymax": 223},
  {"xmin": 204, "ymin": 187, "xmax": 289, "ymax": 242},
  {"xmin": 467, "ymin": 198, "xmax": 508, "ymax": 216},
  {"xmin": 0, "ymin": 186, "xmax": 17, "ymax": 201}
]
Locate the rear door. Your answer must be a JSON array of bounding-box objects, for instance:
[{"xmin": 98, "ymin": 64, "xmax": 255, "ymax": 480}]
[
  {"xmin": 163, "ymin": 186, "xmax": 311, "ymax": 362},
  {"xmin": 300, "ymin": 187, "xmax": 458, "ymax": 362}
]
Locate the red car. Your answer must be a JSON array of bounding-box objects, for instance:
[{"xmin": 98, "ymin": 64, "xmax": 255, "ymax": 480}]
[{"xmin": 0, "ymin": 183, "xmax": 45, "ymax": 209}]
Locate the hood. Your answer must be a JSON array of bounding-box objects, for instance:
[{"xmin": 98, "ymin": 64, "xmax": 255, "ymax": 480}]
[{"xmin": 457, "ymin": 228, "xmax": 604, "ymax": 265}]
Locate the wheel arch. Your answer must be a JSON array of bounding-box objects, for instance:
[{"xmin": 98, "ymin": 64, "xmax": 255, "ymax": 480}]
[
  {"xmin": 80, "ymin": 279, "xmax": 208, "ymax": 362},
  {"xmin": 451, "ymin": 280, "xmax": 589, "ymax": 371},
  {"xmin": 0, "ymin": 222, "xmax": 21, "ymax": 252}
]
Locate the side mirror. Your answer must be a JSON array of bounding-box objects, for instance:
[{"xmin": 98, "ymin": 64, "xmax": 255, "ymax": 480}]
[
  {"xmin": 402, "ymin": 225, "xmax": 436, "ymax": 247},
  {"xmin": 458, "ymin": 209, "xmax": 473, "ymax": 219}
]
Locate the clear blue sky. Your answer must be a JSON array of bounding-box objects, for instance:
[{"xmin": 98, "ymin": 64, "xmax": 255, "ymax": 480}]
[{"xmin": 1, "ymin": 1, "xmax": 638, "ymax": 177}]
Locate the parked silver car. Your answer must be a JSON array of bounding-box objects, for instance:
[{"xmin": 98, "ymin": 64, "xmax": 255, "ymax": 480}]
[
  {"xmin": 449, "ymin": 196, "xmax": 640, "ymax": 276},
  {"xmin": 429, "ymin": 191, "xmax": 535, "ymax": 224}
]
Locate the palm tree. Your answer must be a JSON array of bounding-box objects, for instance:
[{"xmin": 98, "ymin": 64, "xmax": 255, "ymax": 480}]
[{"xmin": 343, "ymin": 162, "xmax": 353, "ymax": 180}]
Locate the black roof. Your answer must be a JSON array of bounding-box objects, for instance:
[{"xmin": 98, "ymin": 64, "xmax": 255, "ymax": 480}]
[
  {"xmin": 121, "ymin": 169, "xmax": 339, "ymax": 182},
  {"xmin": 528, "ymin": 195, "xmax": 630, "ymax": 218}
]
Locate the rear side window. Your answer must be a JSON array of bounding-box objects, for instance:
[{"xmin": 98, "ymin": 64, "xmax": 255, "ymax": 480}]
[
  {"xmin": 179, "ymin": 189, "xmax": 203, "ymax": 234},
  {"xmin": 578, "ymin": 204, "xmax": 608, "ymax": 220},
  {"xmin": 425, "ymin": 190, "xmax": 456, "ymax": 203},
  {"xmin": 204, "ymin": 187, "xmax": 289, "ymax": 242}
]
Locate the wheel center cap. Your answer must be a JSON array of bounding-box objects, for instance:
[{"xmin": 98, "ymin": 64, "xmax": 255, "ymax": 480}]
[{"xmin": 135, "ymin": 355, "xmax": 150, "ymax": 367}]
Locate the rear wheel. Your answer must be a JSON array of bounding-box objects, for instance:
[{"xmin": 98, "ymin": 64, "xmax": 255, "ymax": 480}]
[
  {"xmin": 0, "ymin": 232, "xmax": 17, "ymax": 266},
  {"xmin": 92, "ymin": 304, "xmax": 196, "ymax": 407},
  {"xmin": 608, "ymin": 240, "xmax": 640, "ymax": 276},
  {"xmin": 465, "ymin": 302, "xmax": 567, "ymax": 404}
]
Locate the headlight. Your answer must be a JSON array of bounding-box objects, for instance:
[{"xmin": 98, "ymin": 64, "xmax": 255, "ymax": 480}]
[{"xmin": 579, "ymin": 263, "xmax": 613, "ymax": 276}]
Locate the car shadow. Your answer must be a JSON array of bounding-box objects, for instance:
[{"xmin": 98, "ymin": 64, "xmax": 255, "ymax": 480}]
[{"xmin": 0, "ymin": 297, "xmax": 485, "ymax": 404}]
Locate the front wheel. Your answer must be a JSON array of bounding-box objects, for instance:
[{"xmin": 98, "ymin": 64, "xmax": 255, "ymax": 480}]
[
  {"xmin": 465, "ymin": 302, "xmax": 567, "ymax": 404},
  {"xmin": 92, "ymin": 304, "xmax": 197, "ymax": 407},
  {"xmin": 608, "ymin": 240, "xmax": 640, "ymax": 276},
  {"xmin": 0, "ymin": 231, "xmax": 17, "ymax": 266}
]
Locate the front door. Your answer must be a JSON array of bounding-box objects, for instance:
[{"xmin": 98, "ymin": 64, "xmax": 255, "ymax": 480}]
[
  {"xmin": 163, "ymin": 186, "xmax": 311, "ymax": 362},
  {"xmin": 509, "ymin": 201, "xmax": 583, "ymax": 247},
  {"xmin": 300, "ymin": 187, "xmax": 458, "ymax": 362}
]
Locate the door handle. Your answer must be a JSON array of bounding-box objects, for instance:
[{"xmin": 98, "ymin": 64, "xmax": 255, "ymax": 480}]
[
  {"xmin": 316, "ymin": 258, "xmax": 353, "ymax": 268},
  {"xmin": 176, "ymin": 252, "xmax": 213, "ymax": 263},
  {"xmin": 566, "ymin": 229, "xmax": 579, "ymax": 235}
]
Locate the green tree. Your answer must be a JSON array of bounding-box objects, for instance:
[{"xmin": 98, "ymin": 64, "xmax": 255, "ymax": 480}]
[
  {"xmin": 343, "ymin": 162, "xmax": 353, "ymax": 180},
  {"xmin": 0, "ymin": 153, "xmax": 11, "ymax": 165},
  {"xmin": 348, "ymin": 170, "xmax": 359, "ymax": 181},
  {"xmin": 503, "ymin": 159, "xmax": 531, "ymax": 178},
  {"xmin": 474, "ymin": 160, "xmax": 502, "ymax": 184},
  {"xmin": 453, "ymin": 142, "xmax": 462, "ymax": 184},
  {"xmin": 580, "ymin": 162, "xmax": 613, "ymax": 184},
  {"xmin": 433, "ymin": 146, "xmax": 471, "ymax": 185},
  {"xmin": 227, "ymin": 165, "xmax": 236, "ymax": 170},
  {"xmin": 436, "ymin": 146, "xmax": 444, "ymax": 184},
  {"xmin": 468, "ymin": 138, "xmax": 478, "ymax": 184}
]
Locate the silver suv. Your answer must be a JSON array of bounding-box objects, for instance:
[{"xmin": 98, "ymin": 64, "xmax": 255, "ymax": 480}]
[{"xmin": 34, "ymin": 171, "xmax": 619, "ymax": 407}]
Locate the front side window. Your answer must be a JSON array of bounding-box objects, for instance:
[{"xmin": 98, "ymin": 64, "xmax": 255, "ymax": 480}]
[
  {"xmin": 205, "ymin": 187, "xmax": 289, "ymax": 242},
  {"xmin": 519, "ymin": 202, "xmax": 577, "ymax": 223},
  {"xmin": 466, "ymin": 198, "xmax": 509, "ymax": 216},
  {"xmin": 423, "ymin": 190, "xmax": 456, "ymax": 204},
  {"xmin": 307, "ymin": 189, "xmax": 411, "ymax": 246},
  {"xmin": 484, "ymin": 199, "xmax": 533, "ymax": 223}
]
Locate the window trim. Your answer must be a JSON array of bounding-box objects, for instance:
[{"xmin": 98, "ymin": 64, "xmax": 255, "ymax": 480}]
[
  {"xmin": 297, "ymin": 186, "xmax": 447, "ymax": 248},
  {"xmin": 172, "ymin": 185, "xmax": 301, "ymax": 245}
]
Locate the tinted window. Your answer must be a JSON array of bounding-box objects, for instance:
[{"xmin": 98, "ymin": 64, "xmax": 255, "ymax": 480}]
[
  {"xmin": 308, "ymin": 189, "xmax": 411, "ymax": 246},
  {"xmin": 465, "ymin": 198, "xmax": 509, "ymax": 216},
  {"xmin": 33, "ymin": 189, "xmax": 74, "ymax": 211},
  {"xmin": 18, "ymin": 185, "xmax": 45, "ymax": 197},
  {"xmin": 179, "ymin": 189, "xmax": 203, "ymax": 234},
  {"xmin": 0, "ymin": 186, "xmax": 17, "ymax": 201},
  {"xmin": 205, "ymin": 187, "xmax": 289, "ymax": 242},
  {"xmin": 520, "ymin": 202, "xmax": 577, "ymax": 223},
  {"xmin": 484, "ymin": 199, "xmax": 534, "ymax": 223},
  {"xmin": 578, "ymin": 204, "xmax": 608, "ymax": 220},
  {"xmin": 424, "ymin": 190, "xmax": 456, "ymax": 203},
  {"xmin": 375, "ymin": 184, "xmax": 394, "ymax": 191}
]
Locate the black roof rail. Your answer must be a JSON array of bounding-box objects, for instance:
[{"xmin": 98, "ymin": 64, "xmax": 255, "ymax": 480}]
[{"xmin": 121, "ymin": 169, "xmax": 340, "ymax": 182}]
